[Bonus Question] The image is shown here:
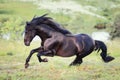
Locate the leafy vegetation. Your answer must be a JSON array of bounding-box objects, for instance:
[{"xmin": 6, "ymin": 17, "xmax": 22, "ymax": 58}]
[
  {"xmin": 0, "ymin": 0, "xmax": 120, "ymax": 40},
  {"xmin": 110, "ymin": 13, "xmax": 120, "ymax": 39},
  {"xmin": 0, "ymin": 0, "xmax": 50, "ymax": 40}
]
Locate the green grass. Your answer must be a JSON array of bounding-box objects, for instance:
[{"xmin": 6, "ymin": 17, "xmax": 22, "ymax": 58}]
[{"xmin": 0, "ymin": 39, "xmax": 120, "ymax": 80}]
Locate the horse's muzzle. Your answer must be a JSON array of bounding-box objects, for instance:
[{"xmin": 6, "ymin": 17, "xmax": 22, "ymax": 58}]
[{"xmin": 24, "ymin": 40, "xmax": 30, "ymax": 46}]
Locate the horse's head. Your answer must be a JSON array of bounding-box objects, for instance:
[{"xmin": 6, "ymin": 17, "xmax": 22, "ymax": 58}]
[
  {"xmin": 24, "ymin": 21, "xmax": 36, "ymax": 46},
  {"xmin": 24, "ymin": 14, "xmax": 53, "ymax": 46}
]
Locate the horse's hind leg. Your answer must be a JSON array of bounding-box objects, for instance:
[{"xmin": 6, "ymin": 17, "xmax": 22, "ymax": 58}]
[
  {"xmin": 70, "ymin": 50, "xmax": 93, "ymax": 66},
  {"xmin": 69, "ymin": 55, "xmax": 83, "ymax": 66}
]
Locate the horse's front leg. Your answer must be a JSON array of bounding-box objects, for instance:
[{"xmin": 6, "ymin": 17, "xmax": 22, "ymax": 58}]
[
  {"xmin": 37, "ymin": 54, "xmax": 48, "ymax": 62},
  {"xmin": 25, "ymin": 47, "xmax": 43, "ymax": 68},
  {"xmin": 37, "ymin": 49, "xmax": 56, "ymax": 62}
]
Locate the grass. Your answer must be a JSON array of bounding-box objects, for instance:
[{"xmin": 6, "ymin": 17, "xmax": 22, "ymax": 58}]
[{"xmin": 0, "ymin": 39, "xmax": 120, "ymax": 80}]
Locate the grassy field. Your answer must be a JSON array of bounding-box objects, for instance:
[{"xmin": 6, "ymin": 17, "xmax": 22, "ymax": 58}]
[{"xmin": 0, "ymin": 39, "xmax": 120, "ymax": 80}]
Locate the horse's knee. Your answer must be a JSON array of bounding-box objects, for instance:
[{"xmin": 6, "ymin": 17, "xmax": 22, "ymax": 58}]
[
  {"xmin": 37, "ymin": 53, "xmax": 41, "ymax": 57},
  {"xmin": 30, "ymin": 50, "xmax": 34, "ymax": 54}
]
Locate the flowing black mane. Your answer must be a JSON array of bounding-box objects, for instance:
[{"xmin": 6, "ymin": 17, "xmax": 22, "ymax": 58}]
[{"xmin": 30, "ymin": 14, "xmax": 71, "ymax": 34}]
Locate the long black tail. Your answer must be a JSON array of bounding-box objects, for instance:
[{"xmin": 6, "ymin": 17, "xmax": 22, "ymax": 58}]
[{"xmin": 95, "ymin": 40, "xmax": 114, "ymax": 62}]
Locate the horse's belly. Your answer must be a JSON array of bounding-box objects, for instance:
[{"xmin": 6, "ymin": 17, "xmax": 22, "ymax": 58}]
[
  {"xmin": 57, "ymin": 52, "xmax": 75, "ymax": 57},
  {"xmin": 56, "ymin": 44, "xmax": 77, "ymax": 57},
  {"xmin": 56, "ymin": 51, "xmax": 75, "ymax": 57}
]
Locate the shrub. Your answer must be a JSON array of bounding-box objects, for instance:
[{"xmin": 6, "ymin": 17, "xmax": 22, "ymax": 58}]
[{"xmin": 110, "ymin": 13, "xmax": 120, "ymax": 39}]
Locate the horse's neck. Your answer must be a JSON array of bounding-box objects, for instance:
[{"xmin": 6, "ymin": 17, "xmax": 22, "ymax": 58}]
[
  {"xmin": 36, "ymin": 29, "xmax": 50, "ymax": 41},
  {"xmin": 37, "ymin": 33, "xmax": 48, "ymax": 41},
  {"xmin": 36, "ymin": 25, "xmax": 56, "ymax": 38}
]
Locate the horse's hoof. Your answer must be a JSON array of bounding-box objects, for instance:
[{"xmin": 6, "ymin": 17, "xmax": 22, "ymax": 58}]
[
  {"xmin": 25, "ymin": 63, "xmax": 29, "ymax": 68},
  {"xmin": 69, "ymin": 63, "xmax": 74, "ymax": 66},
  {"xmin": 104, "ymin": 56, "xmax": 115, "ymax": 63},
  {"xmin": 42, "ymin": 58, "xmax": 48, "ymax": 62}
]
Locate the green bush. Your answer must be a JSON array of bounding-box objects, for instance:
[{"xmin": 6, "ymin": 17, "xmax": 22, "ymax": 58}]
[
  {"xmin": 110, "ymin": 13, "xmax": 120, "ymax": 39},
  {"xmin": 0, "ymin": 16, "xmax": 25, "ymax": 40}
]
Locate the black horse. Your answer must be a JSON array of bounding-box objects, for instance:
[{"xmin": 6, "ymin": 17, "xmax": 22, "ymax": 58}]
[{"xmin": 24, "ymin": 15, "xmax": 114, "ymax": 68}]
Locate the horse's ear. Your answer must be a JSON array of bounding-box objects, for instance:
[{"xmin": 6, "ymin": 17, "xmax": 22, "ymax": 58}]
[
  {"xmin": 31, "ymin": 15, "xmax": 37, "ymax": 21},
  {"xmin": 33, "ymin": 15, "xmax": 36, "ymax": 20},
  {"xmin": 26, "ymin": 21, "xmax": 30, "ymax": 25},
  {"xmin": 33, "ymin": 15, "xmax": 36, "ymax": 18},
  {"xmin": 41, "ymin": 13, "xmax": 48, "ymax": 18}
]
